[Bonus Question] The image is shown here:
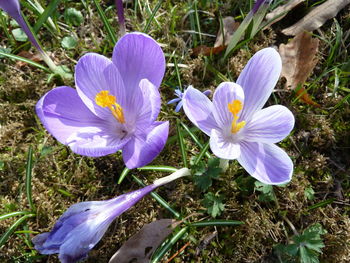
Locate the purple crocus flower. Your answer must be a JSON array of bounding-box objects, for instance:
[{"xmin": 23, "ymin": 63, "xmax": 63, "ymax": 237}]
[
  {"xmin": 167, "ymin": 87, "xmax": 211, "ymax": 112},
  {"xmin": 115, "ymin": 0, "xmax": 126, "ymax": 36},
  {"xmin": 36, "ymin": 33, "xmax": 168, "ymax": 169},
  {"xmin": 182, "ymin": 48, "xmax": 295, "ymax": 185},
  {"xmin": 0, "ymin": 0, "xmax": 42, "ymax": 51},
  {"xmin": 33, "ymin": 168, "xmax": 190, "ymax": 263}
]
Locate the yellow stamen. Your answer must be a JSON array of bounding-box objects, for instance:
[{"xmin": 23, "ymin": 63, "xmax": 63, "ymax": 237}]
[
  {"xmin": 228, "ymin": 99, "xmax": 246, "ymax": 134},
  {"xmin": 95, "ymin": 90, "xmax": 125, "ymax": 124}
]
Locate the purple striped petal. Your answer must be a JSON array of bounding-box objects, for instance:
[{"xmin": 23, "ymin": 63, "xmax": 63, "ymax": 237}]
[
  {"xmin": 182, "ymin": 86, "xmax": 219, "ymax": 136},
  {"xmin": 112, "ymin": 33, "xmax": 165, "ymax": 93},
  {"xmin": 135, "ymin": 79, "xmax": 161, "ymax": 128},
  {"xmin": 210, "ymin": 129, "xmax": 241, "ymax": 159},
  {"xmin": 122, "ymin": 121, "xmax": 169, "ymax": 169},
  {"xmin": 244, "ymin": 105, "xmax": 295, "ymax": 143},
  {"xmin": 0, "ymin": 0, "xmax": 42, "ymax": 51},
  {"xmin": 33, "ymin": 184, "xmax": 156, "ymax": 263},
  {"xmin": 237, "ymin": 48, "xmax": 282, "ymax": 121},
  {"xmin": 36, "ymin": 86, "xmax": 130, "ymax": 157},
  {"xmin": 212, "ymin": 82, "xmax": 245, "ymax": 128},
  {"xmin": 75, "ymin": 53, "xmax": 126, "ymax": 120},
  {"xmin": 237, "ymin": 141, "xmax": 293, "ymax": 185}
]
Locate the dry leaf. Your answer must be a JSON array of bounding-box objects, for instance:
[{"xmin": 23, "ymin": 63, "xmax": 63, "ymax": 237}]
[
  {"xmin": 109, "ymin": 219, "xmax": 176, "ymax": 263},
  {"xmin": 192, "ymin": 45, "xmax": 226, "ymax": 56},
  {"xmin": 16, "ymin": 50, "xmax": 42, "ymax": 67},
  {"xmin": 282, "ymin": 0, "xmax": 350, "ymax": 36},
  {"xmin": 279, "ymin": 32, "xmax": 320, "ymax": 107},
  {"xmin": 265, "ymin": 0, "xmax": 305, "ymax": 25},
  {"xmin": 214, "ymin": 16, "xmax": 239, "ymax": 47},
  {"xmin": 192, "ymin": 16, "xmax": 239, "ymax": 56}
]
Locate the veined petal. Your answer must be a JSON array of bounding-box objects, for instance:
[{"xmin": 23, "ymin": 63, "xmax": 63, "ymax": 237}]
[
  {"xmin": 210, "ymin": 129, "xmax": 241, "ymax": 159},
  {"xmin": 122, "ymin": 121, "xmax": 169, "ymax": 169},
  {"xmin": 36, "ymin": 86, "xmax": 129, "ymax": 157},
  {"xmin": 182, "ymin": 86, "xmax": 219, "ymax": 136},
  {"xmin": 36, "ymin": 86, "xmax": 103, "ymax": 144},
  {"xmin": 237, "ymin": 141, "xmax": 293, "ymax": 185},
  {"xmin": 244, "ymin": 105, "xmax": 295, "ymax": 143},
  {"xmin": 237, "ymin": 48, "xmax": 282, "ymax": 121},
  {"xmin": 112, "ymin": 33, "xmax": 165, "ymax": 94},
  {"xmin": 133, "ymin": 79, "xmax": 161, "ymax": 128},
  {"xmin": 212, "ymin": 82, "xmax": 245, "ymax": 127},
  {"xmin": 75, "ymin": 53, "xmax": 125, "ymax": 120}
]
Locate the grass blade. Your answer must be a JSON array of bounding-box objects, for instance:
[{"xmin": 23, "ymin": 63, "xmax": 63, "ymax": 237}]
[
  {"xmin": 117, "ymin": 167, "xmax": 130, "ymax": 184},
  {"xmin": 0, "ymin": 214, "xmax": 34, "ymax": 247},
  {"xmin": 191, "ymin": 219, "xmax": 244, "ymax": 227},
  {"xmin": 0, "ymin": 211, "xmax": 32, "ymax": 221},
  {"xmin": 92, "ymin": 0, "xmax": 117, "ymax": 44},
  {"xmin": 138, "ymin": 165, "xmax": 178, "ymax": 173},
  {"xmin": 193, "ymin": 141, "xmax": 210, "ymax": 166},
  {"xmin": 180, "ymin": 122, "xmax": 211, "ymax": 159},
  {"xmin": 176, "ymin": 119, "xmax": 188, "ymax": 167},
  {"xmin": 151, "ymin": 226, "xmax": 189, "ymax": 263},
  {"xmin": 0, "ymin": 51, "xmax": 51, "ymax": 72},
  {"xmin": 143, "ymin": 0, "xmax": 163, "ymax": 33},
  {"xmin": 132, "ymin": 175, "xmax": 181, "ymax": 219},
  {"xmin": 25, "ymin": 146, "xmax": 35, "ymax": 211},
  {"xmin": 33, "ymin": 0, "xmax": 60, "ymax": 33}
]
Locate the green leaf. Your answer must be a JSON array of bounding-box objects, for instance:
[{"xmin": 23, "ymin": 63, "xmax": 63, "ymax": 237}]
[
  {"xmin": 0, "ymin": 160, "xmax": 4, "ymax": 171},
  {"xmin": 304, "ymin": 186, "xmax": 315, "ymax": 201},
  {"xmin": 202, "ymin": 192, "xmax": 225, "ymax": 218},
  {"xmin": 192, "ymin": 158, "xmax": 221, "ymax": 192},
  {"xmin": 61, "ymin": 36, "xmax": 78, "ymax": 49},
  {"xmin": 12, "ymin": 28, "xmax": 28, "ymax": 42},
  {"xmin": 25, "ymin": 146, "xmax": 35, "ymax": 211},
  {"xmin": 254, "ymin": 181, "xmax": 276, "ymax": 202},
  {"xmin": 64, "ymin": 8, "xmax": 84, "ymax": 26}
]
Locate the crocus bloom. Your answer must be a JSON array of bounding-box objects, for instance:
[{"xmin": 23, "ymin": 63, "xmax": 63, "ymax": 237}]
[
  {"xmin": 168, "ymin": 87, "xmax": 211, "ymax": 112},
  {"xmin": 115, "ymin": 0, "xmax": 126, "ymax": 36},
  {"xmin": 183, "ymin": 48, "xmax": 294, "ymax": 185},
  {"xmin": 252, "ymin": 0, "xmax": 272, "ymax": 14},
  {"xmin": 33, "ymin": 168, "xmax": 190, "ymax": 263},
  {"xmin": 36, "ymin": 33, "xmax": 168, "ymax": 169},
  {"xmin": 0, "ymin": 0, "xmax": 41, "ymax": 51}
]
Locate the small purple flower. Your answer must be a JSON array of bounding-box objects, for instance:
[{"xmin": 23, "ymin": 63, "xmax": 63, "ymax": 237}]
[
  {"xmin": 36, "ymin": 33, "xmax": 168, "ymax": 169},
  {"xmin": 183, "ymin": 48, "xmax": 295, "ymax": 185},
  {"xmin": 168, "ymin": 87, "xmax": 211, "ymax": 112},
  {"xmin": 115, "ymin": 0, "xmax": 126, "ymax": 36},
  {"xmin": 33, "ymin": 168, "xmax": 190, "ymax": 263},
  {"xmin": 0, "ymin": 0, "xmax": 42, "ymax": 51}
]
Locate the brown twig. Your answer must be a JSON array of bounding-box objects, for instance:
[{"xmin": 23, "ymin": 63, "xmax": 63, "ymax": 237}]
[{"xmin": 165, "ymin": 241, "xmax": 191, "ymax": 263}]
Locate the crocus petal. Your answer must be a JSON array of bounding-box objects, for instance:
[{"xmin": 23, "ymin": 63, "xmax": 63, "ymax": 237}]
[
  {"xmin": 36, "ymin": 86, "xmax": 129, "ymax": 157},
  {"xmin": 0, "ymin": 0, "xmax": 42, "ymax": 51},
  {"xmin": 237, "ymin": 141, "xmax": 293, "ymax": 185},
  {"xmin": 212, "ymin": 82, "xmax": 244, "ymax": 128},
  {"xmin": 112, "ymin": 33, "xmax": 165, "ymax": 94},
  {"xmin": 33, "ymin": 184, "xmax": 156, "ymax": 263},
  {"xmin": 122, "ymin": 121, "xmax": 169, "ymax": 169},
  {"xmin": 75, "ymin": 53, "xmax": 126, "ymax": 120},
  {"xmin": 237, "ymin": 48, "xmax": 282, "ymax": 121},
  {"xmin": 210, "ymin": 129, "xmax": 241, "ymax": 159},
  {"xmin": 182, "ymin": 86, "xmax": 219, "ymax": 136},
  {"xmin": 244, "ymin": 105, "xmax": 295, "ymax": 143},
  {"xmin": 167, "ymin": 98, "xmax": 181, "ymax": 105},
  {"xmin": 133, "ymin": 79, "xmax": 161, "ymax": 128},
  {"xmin": 175, "ymin": 100, "xmax": 183, "ymax": 112}
]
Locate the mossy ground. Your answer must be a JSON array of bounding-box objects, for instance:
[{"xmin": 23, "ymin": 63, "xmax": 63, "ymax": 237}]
[{"xmin": 0, "ymin": 0, "xmax": 349, "ymax": 262}]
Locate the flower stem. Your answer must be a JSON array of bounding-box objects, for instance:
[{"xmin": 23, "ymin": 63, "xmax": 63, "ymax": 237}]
[{"xmin": 153, "ymin": 168, "xmax": 190, "ymax": 187}]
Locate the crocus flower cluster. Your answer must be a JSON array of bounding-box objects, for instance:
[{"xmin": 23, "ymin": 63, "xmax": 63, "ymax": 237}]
[
  {"xmin": 36, "ymin": 33, "xmax": 168, "ymax": 169},
  {"xmin": 183, "ymin": 48, "xmax": 294, "ymax": 185},
  {"xmin": 33, "ymin": 168, "xmax": 190, "ymax": 263}
]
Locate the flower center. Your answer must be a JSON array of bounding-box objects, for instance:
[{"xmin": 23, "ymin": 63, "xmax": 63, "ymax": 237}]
[
  {"xmin": 228, "ymin": 100, "xmax": 246, "ymax": 134},
  {"xmin": 95, "ymin": 90, "xmax": 125, "ymax": 124}
]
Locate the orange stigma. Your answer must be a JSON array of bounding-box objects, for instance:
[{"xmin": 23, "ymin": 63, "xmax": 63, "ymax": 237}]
[
  {"xmin": 228, "ymin": 100, "xmax": 245, "ymax": 134},
  {"xmin": 95, "ymin": 90, "xmax": 125, "ymax": 124}
]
